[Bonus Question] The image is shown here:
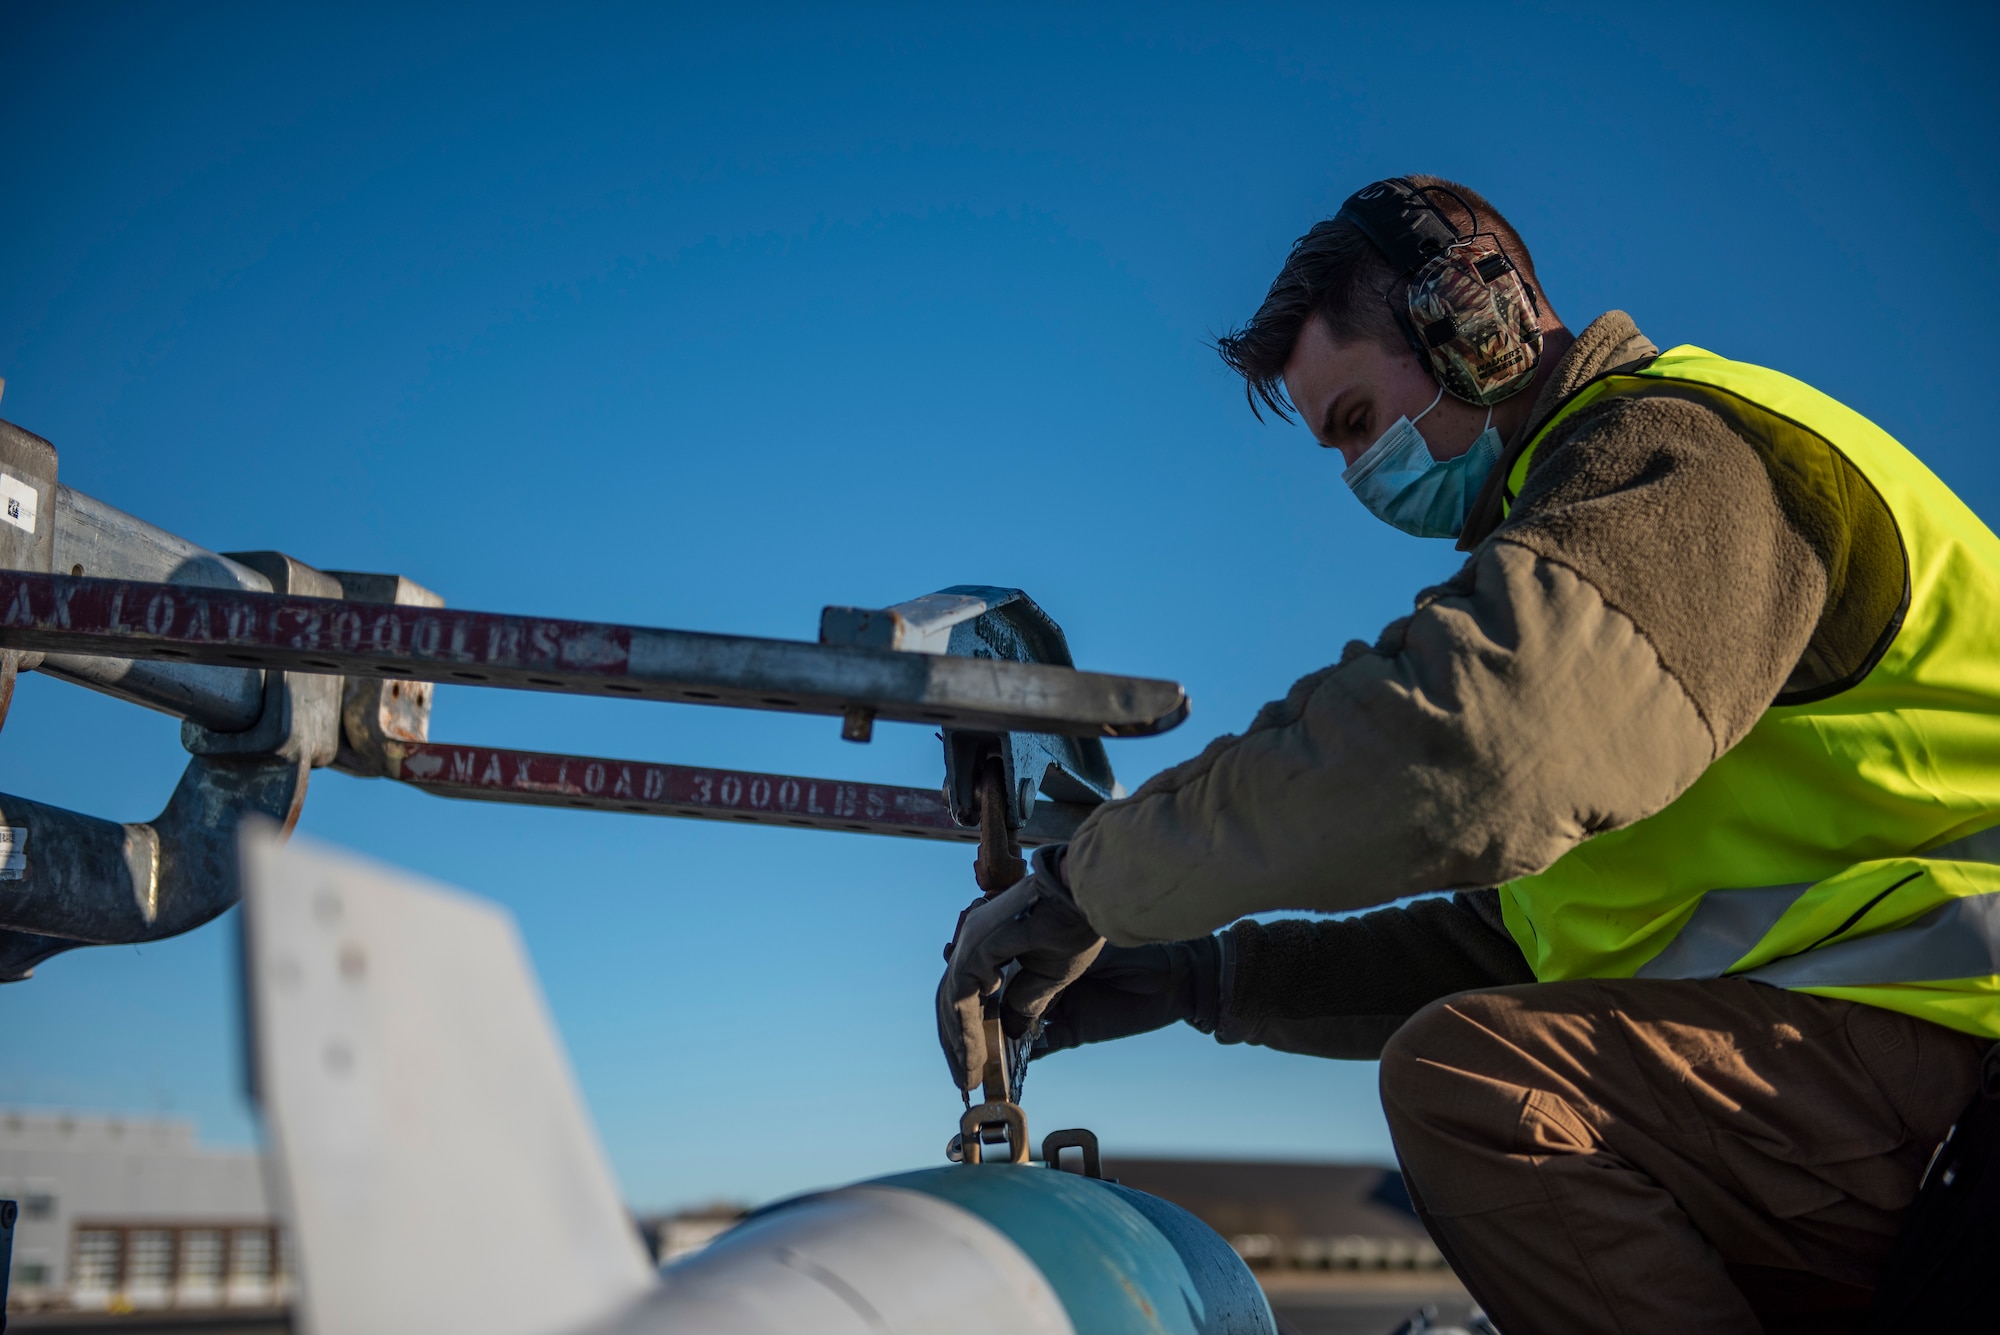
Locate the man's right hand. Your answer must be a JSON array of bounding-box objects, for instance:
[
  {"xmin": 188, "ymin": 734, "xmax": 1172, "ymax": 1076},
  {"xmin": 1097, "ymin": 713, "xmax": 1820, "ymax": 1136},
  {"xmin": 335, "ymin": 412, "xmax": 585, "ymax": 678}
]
[
  {"xmin": 1033, "ymin": 935, "xmax": 1223, "ymax": 1060},
  {"xmin": 936, "ymin": 846, "xmax": 1106, "ymax": 1092}
]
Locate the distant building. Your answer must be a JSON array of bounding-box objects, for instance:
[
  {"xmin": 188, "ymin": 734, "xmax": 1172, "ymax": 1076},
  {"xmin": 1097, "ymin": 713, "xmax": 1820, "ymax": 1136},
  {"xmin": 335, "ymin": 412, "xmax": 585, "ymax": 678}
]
[
  {"xmin": 1, "ymin": 1106, "xmax": 1437, "ymax": 1319},
  {"xmin": 643, "ymin": 1159, "xmax": 1446, "ymax": 1277},
  {"xmin": 1104, "ymin": 1157, "xmax": 1447, "ymax": 1273},
  {"xmin": 0, "ymin": 1109, "xmax": 291, "ymax": 1315},
  {"xmin": 635, "ymin": 1203, "xmax": 751, "ymax": 1265}
]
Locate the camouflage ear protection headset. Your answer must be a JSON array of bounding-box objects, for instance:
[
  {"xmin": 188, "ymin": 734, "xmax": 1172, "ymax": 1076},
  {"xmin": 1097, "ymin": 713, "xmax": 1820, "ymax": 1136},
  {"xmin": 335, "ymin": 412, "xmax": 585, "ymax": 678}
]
[{"xmin": 1335, "ymin": 178, "xmax": 1544, "ymax": 406}]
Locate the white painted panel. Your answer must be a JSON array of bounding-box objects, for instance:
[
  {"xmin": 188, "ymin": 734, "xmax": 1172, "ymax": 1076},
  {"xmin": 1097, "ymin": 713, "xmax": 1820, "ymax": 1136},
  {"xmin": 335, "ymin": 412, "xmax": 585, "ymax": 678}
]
[
  {"xmin": 241, "ymin": 823, "xmax": 653, "ymax": 1335},
  {"xmin": 0, "ymin": 471, "xmax": 38, "ymax": 534}
]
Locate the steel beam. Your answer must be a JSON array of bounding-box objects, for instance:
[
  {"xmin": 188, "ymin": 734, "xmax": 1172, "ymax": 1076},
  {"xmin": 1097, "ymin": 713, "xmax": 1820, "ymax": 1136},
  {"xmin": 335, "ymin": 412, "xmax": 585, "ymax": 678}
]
[
  {"xmin": 0, "ymin": 572, "xmax": 1189, "ymax": 738},
  {"xmin": 38, "ymin": 486, "xmax": 270, "ymax": 731},
  {"xmin": 381, "ymin": 741, "xmax": 1088, "ymax": 844}
]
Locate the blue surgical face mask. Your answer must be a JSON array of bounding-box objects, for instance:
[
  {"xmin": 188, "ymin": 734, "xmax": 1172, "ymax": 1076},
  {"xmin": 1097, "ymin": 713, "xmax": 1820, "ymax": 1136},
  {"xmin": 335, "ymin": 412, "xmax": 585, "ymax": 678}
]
[{"xmin": 1340, "ymin": 385, "xmax": 1503, "ymax": 539}]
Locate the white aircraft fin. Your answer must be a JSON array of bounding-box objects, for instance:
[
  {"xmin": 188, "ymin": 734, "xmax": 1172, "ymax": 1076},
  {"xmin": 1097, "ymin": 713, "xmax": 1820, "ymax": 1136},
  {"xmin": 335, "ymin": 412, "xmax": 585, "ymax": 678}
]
[{"xmin": 240, "ymin": 822, "xmax": 654, "ymax": 1335}]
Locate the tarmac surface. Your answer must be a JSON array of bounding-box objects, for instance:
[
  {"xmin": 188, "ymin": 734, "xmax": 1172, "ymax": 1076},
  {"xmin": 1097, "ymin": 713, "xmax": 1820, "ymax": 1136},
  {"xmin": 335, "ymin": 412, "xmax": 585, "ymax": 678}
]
[
  {"xmin": 8, "ymin": 1281, "xmax": 1476, "ymax": 1335},
  {"xmin": 9, "ymin": 1313, "xmax": 288, "ymax": 1335},
  {"xmin": 1263, "ymin": 1274, "xmax": 1477, "ymax": 1335}
]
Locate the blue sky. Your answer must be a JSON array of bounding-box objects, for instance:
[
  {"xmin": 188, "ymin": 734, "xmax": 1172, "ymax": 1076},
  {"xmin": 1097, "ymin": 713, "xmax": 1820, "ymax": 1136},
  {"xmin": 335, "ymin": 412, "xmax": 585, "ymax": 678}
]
[{"xmin": 1, "ymin": 3, "xmax": 1995, "ymax": 1210}]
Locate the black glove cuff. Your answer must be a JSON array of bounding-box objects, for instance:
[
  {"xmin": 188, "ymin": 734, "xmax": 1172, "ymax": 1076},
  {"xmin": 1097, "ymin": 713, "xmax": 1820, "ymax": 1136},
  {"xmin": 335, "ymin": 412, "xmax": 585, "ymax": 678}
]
[
  {"xmin": 1030, "ymin": 842, "xmax": 1072, "ymax": 900},
  {"xmin": 1188, "ymin": 933, "xmax": 1223, "ymax": 1034}
]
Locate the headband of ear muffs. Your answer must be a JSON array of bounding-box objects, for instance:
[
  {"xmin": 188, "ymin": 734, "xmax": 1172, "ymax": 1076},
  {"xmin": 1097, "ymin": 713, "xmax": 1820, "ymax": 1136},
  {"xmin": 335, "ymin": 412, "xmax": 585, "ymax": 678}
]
[{"xmin": 1334, "ymin": 178, "xmax": 1544, "ymax": 407}]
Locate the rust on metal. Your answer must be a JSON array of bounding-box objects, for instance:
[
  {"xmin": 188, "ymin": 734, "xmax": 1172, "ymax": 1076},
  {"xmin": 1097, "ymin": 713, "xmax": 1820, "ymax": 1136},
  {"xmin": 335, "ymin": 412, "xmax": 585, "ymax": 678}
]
[
  {"xmin": 839, "ymin": 705, "xmax": 876, "ymax": 744},
  {"xmin": 329, "ymin": 570, "xmax": 442, "ymax": 778},
  {"xmin": 979, "ymin": 1011, "xmax": 1010, "ymax": 1105},
  {"xmin": 0, "ymin": 651, "xmax": 20, "ymax": 736},
  {"xmin": 973, "ymin": 755, "xmax": 1028, "ymax": 894}
]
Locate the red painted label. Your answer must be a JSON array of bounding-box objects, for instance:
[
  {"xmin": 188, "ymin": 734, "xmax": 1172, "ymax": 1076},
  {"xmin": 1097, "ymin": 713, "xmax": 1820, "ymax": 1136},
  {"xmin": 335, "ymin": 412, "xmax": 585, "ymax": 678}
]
[
  {"xmin": 395, "ymin": 743, "xmax": 962, "ymax": 832},
  {"xmin": 0, "ymin": 573, "xmax": 636, "ymax": 676}
]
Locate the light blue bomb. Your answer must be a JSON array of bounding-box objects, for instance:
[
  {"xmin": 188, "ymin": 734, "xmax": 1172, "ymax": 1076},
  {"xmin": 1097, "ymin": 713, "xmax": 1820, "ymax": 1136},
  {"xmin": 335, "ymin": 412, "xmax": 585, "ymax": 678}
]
[{"xmin": 630, "ymin": 1162, "xmax": 1278, "ymax": 1334}]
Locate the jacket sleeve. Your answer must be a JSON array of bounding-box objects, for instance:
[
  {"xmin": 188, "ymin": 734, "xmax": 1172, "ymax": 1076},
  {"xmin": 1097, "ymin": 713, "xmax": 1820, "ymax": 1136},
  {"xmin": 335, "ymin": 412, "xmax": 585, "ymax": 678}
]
[
  {"xmin": 1067, "ymin": 393, "xmax": 1829, "ymax": 946},
  {"xmin": 1216, "ymin": 891, "xmax": 1535, "ymax": 1061}
]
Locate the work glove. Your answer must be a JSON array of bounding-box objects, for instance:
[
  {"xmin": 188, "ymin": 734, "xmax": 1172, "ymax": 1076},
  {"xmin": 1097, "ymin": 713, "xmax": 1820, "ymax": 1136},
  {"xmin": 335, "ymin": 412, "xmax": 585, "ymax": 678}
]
[
  {"xmin": 1032, "ymin": 935, "xmax": 1223, "ymax": 1060},
  {"xmin": 936, "ymin": 844, "xmax": 1105, "ymax": 1093}
]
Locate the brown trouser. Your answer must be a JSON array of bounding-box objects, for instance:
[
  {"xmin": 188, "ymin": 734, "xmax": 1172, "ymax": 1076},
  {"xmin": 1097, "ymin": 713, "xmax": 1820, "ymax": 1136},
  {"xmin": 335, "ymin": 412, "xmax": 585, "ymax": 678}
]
[{"xmin": 1379, "ymin": 979, "xmax": 1989, "ymax": 1335}]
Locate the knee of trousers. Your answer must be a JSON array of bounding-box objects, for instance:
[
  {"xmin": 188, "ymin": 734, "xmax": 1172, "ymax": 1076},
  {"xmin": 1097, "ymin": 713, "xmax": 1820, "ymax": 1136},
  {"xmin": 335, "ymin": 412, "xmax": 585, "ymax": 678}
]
[{"xmin": 1378, "ymin": 988, "xmax": 1545, "ymax": 1151}]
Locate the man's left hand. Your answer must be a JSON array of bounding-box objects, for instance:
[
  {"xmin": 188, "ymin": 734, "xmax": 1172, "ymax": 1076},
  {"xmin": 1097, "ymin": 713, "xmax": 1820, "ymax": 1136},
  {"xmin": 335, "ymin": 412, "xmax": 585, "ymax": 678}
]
[{"xmin": 936, "ymin": 844, "xmax": 1105, "ymax": 1092}]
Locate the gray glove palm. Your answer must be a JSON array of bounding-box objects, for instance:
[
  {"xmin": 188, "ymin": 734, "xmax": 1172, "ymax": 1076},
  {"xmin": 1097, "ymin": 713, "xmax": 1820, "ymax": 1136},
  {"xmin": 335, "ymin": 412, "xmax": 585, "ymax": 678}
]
[{"xmin": 936, "ymin": 845, "xmax": 1105, "ymax": 1092}]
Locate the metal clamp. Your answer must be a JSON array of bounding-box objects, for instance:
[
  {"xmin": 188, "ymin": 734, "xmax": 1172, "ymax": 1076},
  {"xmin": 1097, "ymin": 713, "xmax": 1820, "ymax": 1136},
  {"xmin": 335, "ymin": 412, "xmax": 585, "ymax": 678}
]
[
  {"xmin": 954, "ymin": 1101, "xmax": 1031, "ymax": 1166},
  {"xmin": 180, "ymin": 552, "xmax": 344, "ymax": 767},
  {"xmin": 325, "ymin": 571, "xmax": 442, "ymax": 778},
  {"xmin": 0, "ymin": 549, "xmax": 347, "ymax": 979},
  {"xmin": 821, "ymin": 586, "xmax": 1128, "ymax": 840},
  {"xmin": 0, "ymin": 753, "xmax": 312, "ymax": 980},
  {"xmin": 0, "ymin": 555, "xmax": 459, "ymax": 979},
  {"xmin": 0, "ymin": 425, "xmax": 368, "ymax": 978},
  {"xmin": 946, "ymin": 996, "xmax": 1036, "ymax": 1166}
]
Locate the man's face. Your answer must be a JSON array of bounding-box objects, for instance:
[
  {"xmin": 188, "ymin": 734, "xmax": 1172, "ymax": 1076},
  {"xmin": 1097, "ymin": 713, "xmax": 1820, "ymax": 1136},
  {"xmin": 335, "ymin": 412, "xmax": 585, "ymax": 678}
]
[{"xmin": 1282, "ymin": 316, "xmax": 1492, "ymax": 466}]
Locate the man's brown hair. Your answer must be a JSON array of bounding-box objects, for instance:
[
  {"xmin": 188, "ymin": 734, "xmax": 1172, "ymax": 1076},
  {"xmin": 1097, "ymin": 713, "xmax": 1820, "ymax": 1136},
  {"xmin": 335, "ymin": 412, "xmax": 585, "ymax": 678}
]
[{"xmin": 1215, "ymin": 175, "xmax": 1542, "ymax": 421}]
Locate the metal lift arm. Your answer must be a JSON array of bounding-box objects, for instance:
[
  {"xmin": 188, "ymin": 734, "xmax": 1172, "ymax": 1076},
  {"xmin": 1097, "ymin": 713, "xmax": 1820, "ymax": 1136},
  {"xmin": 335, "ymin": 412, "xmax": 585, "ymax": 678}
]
[
  {"xmin": 0, "ymin": 417, "xmax": 1187, "ymax": 978},
  {"xmin": 0, "ymin": 570, "xmax": 1186, "ymax": 739}
]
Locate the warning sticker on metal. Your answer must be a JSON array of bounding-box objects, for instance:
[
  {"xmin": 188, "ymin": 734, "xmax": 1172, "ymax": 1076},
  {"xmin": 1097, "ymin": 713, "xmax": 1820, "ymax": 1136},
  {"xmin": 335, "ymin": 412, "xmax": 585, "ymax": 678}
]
[
  {"xmin": 0, "ymin": 825, "xmax": 26, "ymax": 879},
  {"xmin": 0, "ymin": 472, "xmax": 38, "ymax": 536}
]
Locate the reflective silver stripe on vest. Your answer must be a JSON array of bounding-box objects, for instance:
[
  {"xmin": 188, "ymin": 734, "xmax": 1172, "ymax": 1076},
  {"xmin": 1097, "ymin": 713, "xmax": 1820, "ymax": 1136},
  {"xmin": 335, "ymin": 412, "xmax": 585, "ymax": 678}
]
[
  {"xmin": 1929, "ymin": 825, "xmax": 2000, "ymax": 864},
  {"xmin": 1744, "ymin": 894, "xmax": 2000, "ymax": 988},
  {"xmin": 1634, "ymin": 823, "xmax": 2000, "ymax": 985},
  {"xmin": 1634, "ymin": 884, "xmax": 1810, "ymax": 979}
]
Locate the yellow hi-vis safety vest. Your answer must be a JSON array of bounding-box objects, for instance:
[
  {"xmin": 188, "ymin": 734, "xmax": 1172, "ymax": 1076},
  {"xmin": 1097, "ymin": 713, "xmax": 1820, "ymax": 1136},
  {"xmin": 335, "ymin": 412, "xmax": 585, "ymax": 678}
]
[{"xmin": 1494, "ymin": 346, "xmax": 2000, "ymax": 1038}]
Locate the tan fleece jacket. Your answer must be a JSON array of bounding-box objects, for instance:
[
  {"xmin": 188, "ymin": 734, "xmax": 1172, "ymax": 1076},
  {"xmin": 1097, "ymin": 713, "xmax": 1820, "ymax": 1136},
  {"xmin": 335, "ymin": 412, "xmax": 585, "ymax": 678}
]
[{"xmin": 1067, "ymin": 312, "xmax": 1830, "ymax": 946}]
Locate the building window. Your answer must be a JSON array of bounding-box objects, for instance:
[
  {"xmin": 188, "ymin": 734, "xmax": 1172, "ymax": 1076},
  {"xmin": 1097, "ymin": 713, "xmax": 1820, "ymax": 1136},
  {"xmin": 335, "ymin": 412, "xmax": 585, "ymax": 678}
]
[
  {"xmin": 73, "ymin": 1228, "xmax": 122, "ymax": 1289},
  {"xmin": 128, "ymin": 1229, "xmax": 175, "ymax": 1288},
  {"xmin": 178, "ymin": 1229, "xmax": 225, "ymax": 1286},
  {"xmin": 229, "ymin": 1228, "xmax": 271, "ymax": 1282},
  {"xmin": 22, "ymin": 1192, "xmax": 55, "ymax": 1220},
  {"xmin": 15, "ymin": 1259, "xmax": 51, "ymax": 1287}
]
